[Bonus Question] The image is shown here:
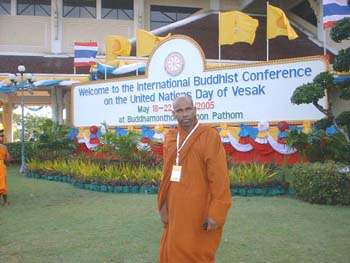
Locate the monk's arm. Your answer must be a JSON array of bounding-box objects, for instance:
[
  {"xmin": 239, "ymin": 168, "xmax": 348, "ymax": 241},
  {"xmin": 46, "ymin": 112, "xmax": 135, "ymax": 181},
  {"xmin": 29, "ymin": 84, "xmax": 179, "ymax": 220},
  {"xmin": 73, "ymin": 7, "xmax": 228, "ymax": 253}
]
[
  {"xmin": 159, "ymin": 202, "xmax": 168, "ymax": 226},
  {"xmin": 205, "ymin": 129, "xmax": 232, "ymax": 227},
  {"xmin": 158, "ymin": 134, "xmax": 173, "ymax": 226}
]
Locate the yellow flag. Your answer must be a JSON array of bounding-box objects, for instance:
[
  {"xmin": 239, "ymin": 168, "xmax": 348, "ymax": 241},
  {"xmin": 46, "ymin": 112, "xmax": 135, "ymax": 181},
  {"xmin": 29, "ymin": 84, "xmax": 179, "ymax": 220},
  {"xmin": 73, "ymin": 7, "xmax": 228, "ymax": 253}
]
[
  {"xmin": 136, "ymin": 29, "xmax": 171, "ymax": 57},
  {"xmin": 105, "ymin": 35, "xmax": 131, "ymax": 62},
  {"xmin": 219, "ymin": 11, "xmax": 259, "ymax": 45},
  {"xmin": 267, "ymin": 4, "xmax": 298, "ymax": 40}
]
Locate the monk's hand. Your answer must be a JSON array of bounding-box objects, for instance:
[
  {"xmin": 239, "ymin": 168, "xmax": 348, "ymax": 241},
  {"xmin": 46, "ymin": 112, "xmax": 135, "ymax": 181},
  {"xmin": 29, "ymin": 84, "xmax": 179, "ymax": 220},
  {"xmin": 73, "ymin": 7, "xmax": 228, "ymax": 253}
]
[
  {"xmin": 159, "ymin": 202, "xmax": 168, "ymax": 227},
  {"xmin": 205, "ymin": 216, "xmax": 219, "ymax": 231}
]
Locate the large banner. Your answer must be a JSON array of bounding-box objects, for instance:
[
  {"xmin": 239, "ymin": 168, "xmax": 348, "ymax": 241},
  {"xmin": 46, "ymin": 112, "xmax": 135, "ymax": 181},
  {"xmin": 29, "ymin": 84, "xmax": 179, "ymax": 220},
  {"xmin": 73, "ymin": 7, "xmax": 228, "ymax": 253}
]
[{"xmin": 72, "ymin": 35, "xmax": 328, "ymax": 127}]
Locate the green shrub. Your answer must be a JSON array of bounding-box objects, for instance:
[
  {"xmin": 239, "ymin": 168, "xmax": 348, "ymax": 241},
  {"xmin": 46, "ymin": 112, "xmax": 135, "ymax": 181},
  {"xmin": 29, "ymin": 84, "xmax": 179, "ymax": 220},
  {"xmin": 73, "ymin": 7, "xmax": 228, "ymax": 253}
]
[
  {"xmin": 291, "ymin": 161, "xmax": 350, "ymax": 205},
  {"xmin": 5, "ymin": 141, "xmax": 36, "ymax": 162}
]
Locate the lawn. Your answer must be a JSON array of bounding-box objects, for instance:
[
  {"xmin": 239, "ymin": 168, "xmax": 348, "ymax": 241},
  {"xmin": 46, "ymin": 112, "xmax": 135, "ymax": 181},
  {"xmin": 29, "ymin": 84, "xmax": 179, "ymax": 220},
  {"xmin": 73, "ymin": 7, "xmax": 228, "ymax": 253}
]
[{"xmin": 1, "ymin": 165, "xmax": 350, "ymax": 263}]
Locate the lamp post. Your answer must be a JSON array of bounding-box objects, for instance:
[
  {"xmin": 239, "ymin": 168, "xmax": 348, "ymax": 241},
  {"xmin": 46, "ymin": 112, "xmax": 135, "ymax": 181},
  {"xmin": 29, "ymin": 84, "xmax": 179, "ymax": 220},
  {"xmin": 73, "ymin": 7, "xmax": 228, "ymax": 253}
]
[{"xmin": 9, "ymin": 65, "xmax": 34, "ymax": 174}]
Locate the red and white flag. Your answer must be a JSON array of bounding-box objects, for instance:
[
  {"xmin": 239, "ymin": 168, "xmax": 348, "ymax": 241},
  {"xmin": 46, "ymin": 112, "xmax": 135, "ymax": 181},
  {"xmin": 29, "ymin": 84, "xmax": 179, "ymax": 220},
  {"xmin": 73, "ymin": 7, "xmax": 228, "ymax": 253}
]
[
  {"xmin": 74, "ymin": 42, "xmax": 98, "ymax": 67},
  {"xmin": 323, "ymin": 0, "xmax": 350, "ymax": 28}
]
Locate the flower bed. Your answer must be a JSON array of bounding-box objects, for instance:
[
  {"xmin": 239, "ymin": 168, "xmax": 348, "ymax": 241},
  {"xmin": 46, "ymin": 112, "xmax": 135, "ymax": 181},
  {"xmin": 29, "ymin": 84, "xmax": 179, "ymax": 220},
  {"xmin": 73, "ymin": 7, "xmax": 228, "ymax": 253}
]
[{"xmin": 25, "ymin": 171, "xmax": 292, "ymax": 196}]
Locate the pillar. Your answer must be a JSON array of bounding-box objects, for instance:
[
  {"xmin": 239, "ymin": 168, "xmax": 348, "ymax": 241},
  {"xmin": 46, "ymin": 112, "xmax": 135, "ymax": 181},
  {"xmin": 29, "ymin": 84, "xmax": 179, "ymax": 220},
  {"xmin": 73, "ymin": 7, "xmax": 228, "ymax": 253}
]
[
  {"xmin": 51, "ymin": 0, "xmax": 63, "ymax": 53},
  {"xmin": 50, "ymin": 87, "xmax": 58, "ymax": 123},
  {"xmin": 210, "ymin": 0, "xmax": 220, "ymax": 11},
  {"xmin": 57, "ymin": 87, "xmax": 64, "ymax": 125},
  {"xmin": 51, "ymin": 87, "xmax": 64, "ymax": 124},
  {"xmin": 134, "ymin": 0, "xmax": 145, "ymax": 36},
  {"xmin": 64, "ymin": 90, "xmax": 72, "ymax": 126},
  {"xmin": 3, "ymin": 102, "xmax": 13, "ymax": 142}
]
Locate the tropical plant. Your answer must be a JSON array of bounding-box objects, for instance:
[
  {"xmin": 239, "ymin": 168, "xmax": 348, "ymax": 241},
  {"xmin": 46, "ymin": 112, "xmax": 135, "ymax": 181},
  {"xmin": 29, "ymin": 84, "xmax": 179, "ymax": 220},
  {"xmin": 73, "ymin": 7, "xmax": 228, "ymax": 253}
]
[
  {"xmin": 95, "ymin": 122, "xmax": 119, "ymax": 161},
  {"xmin": 96, "ymin": 123, "xmax": 159, "ymax": 165},
  {"xmin": 27, "ymin": 158, "xmax": 163, "ymax": 185},
  {"xmin": 30, "ymin": 119, "xmax": 77, "ymax": 160},
  {"xmin": 114, "ymin": 130, "xmax": 141, "ymax": 161},
  {"xmin": 286, "ymin": 127, "xmax": 350, "ymax": 163},
  {"xmin": 27, "ymin": 159, "xmax": 42, "ymax": 171},
  {"xmin": 228, "ymin": 163, "xmax": 276, "ymax": 184}
]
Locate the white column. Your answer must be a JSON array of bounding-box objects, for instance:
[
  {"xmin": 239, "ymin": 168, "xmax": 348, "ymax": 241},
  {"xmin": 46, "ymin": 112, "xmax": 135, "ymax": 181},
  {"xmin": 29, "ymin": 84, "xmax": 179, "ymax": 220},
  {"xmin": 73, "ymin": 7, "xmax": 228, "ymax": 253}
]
[
  {"xmin": 3, "ymin": 102, "xmax": 13, "ymax": 142},
  {"xmin": 210, "ymin": 0, "xmax": 220, "ymax": 11},
  {"xmin": 50, "ymin": 87, "xmax": 58, "ymax": 123},
  {"xmin": 51, "ymin": 0, "xmax": 63, "ymax": 53},
  {"xmin": 51, "ymin": 87, "xmax": 64, "ymax": 124},
  {"xmin": 11, "ymin": 0, "xmax": 16, "ymax": 15},
  {"xmin": 64, "ymin": 90, "xmax": 72, "ymax": 126},
  {"xmin": 56, "ymin": 87, "xmax": 64, "ymax": 125},
  {"xmin": 96, "ymin": 0, "xmax": 101, "ymax": 20},
  {"xmin": 134, "ymin": 0, "xmax": 145, "ymax": 36}
]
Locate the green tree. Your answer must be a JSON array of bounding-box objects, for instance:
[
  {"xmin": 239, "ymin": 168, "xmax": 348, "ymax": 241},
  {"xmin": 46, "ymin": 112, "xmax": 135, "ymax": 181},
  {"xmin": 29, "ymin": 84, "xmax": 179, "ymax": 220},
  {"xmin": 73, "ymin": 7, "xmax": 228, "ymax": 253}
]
[
  {"xmin": 330, "ymin": 18, "xmax": 350, "ymax": 75},
  {"xmin": 291, "ymin": 18, "xmax": 350, "ymax": 144},
  {"xmin": 13, "ymin": 112, "xmax": 50, "ymax": 141}
]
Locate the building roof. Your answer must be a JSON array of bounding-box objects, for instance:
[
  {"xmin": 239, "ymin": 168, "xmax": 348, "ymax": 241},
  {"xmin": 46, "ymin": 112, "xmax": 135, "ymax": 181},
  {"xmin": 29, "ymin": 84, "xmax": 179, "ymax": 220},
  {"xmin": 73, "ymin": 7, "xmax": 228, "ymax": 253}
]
[
  {"xmin": 0, "ymin": 55, "xmax": 88, "ymax": 75},
  {"xmin": 0, "ymin": 13, "xmax": 333, "ymax": 76}
]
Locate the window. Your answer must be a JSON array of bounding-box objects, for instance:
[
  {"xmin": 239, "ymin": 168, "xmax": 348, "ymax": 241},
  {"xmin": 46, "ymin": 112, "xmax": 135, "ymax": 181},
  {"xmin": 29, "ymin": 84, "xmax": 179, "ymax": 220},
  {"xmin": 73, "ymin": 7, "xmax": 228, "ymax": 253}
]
[
  {"xmin": 63, "ymin": 0, "xmax": 96, "ymax": 18},
  {"xmin": 151, "ymin": 5, "xmax": 200, "ymax": 30},
  {"xmin": 0, "ymin": 0, "xmax": 11, "ymax": 15},
  {"xmin": 17, "ymin": 0, "xmax": 51, "ymax": 16},
  {"xmin": 102, "ymin": 0, "xmax": 133, "ymax": 20}
]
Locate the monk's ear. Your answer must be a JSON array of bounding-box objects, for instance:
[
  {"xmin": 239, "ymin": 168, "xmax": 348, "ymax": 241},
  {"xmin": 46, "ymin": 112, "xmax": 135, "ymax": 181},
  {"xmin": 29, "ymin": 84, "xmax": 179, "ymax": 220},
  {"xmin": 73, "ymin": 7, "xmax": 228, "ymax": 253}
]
[{"xmin": 171, "ymin": 110, "xmax": 176, "ymax": 118}]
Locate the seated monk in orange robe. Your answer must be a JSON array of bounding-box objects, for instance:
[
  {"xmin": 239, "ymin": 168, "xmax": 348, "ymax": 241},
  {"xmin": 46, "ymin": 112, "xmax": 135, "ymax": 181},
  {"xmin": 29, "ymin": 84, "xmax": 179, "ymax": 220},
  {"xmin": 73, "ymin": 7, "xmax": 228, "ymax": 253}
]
[
  {"xmin": 0, "ymin": 137, "xmax": 11, "ymax": 206},
  {"xmin": 158, "ymin": 95, "xmax": 232, "ymax": 263}
]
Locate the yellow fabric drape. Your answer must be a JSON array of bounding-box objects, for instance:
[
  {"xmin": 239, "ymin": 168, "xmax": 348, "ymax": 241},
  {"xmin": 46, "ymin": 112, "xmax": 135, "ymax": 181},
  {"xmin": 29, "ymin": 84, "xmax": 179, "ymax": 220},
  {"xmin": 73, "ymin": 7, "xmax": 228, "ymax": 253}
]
[
  {"xmin": 105, "ymin": 35, "xmax": 131, "ymax": 62},
  {"xmin": 267, "ymin": 3, "xmax": 298, "ymax": 40},
  {"xmin": 219, "ymin": 11, "xmax": 259, "ymax": 45},
  {"xmin": 136, "ymin": 29, "xmax": 171, "ymax": 57}
]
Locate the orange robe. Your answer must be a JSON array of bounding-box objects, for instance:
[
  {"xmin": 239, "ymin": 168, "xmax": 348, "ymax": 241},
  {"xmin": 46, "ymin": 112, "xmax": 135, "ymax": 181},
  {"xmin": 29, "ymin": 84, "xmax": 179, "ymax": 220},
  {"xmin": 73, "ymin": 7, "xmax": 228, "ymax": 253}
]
[
  {"xmin": 158, "ymin": 123, "xmax": 232, "ymax": 263},
  {"xmin": 0, "ymin": 145, "xmax": 8, "ymax": 195}
]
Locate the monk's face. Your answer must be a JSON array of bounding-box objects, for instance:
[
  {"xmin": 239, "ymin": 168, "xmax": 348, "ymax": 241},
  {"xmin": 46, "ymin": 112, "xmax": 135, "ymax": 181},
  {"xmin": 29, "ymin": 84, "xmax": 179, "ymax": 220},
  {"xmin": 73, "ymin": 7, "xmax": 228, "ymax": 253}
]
[{"xmin": 172, "ymin": 96, "xmax": 196, "ymax": 132}]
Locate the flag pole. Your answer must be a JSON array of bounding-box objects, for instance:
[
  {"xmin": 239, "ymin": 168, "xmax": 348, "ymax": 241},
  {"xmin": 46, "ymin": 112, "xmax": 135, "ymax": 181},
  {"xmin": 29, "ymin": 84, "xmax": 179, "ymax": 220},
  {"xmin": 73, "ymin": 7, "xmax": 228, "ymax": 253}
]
[
  {"xmin": 218, "ymin": 11, "xmax": 221, "ymax": 65},
  {"xmin": 323, "ymin": 28, "xmax": 327, "ymax": 56},
  {"xmin": 266, "ymin": 1, "xmax": 269, "ymax": 61},
  {"xmin": 266, "ymin": 39, "xmax": 269, "ymax": 61},
  {"xmin": 322, "ymin": 2, "xmax": 326, "ymax": 56}
]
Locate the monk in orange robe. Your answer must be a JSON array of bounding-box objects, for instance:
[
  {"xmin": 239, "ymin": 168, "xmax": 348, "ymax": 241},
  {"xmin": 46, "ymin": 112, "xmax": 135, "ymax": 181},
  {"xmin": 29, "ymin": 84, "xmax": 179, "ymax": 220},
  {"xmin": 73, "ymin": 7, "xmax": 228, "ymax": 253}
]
[
  {"xmin": 0, "ymin": 137, "xmax": 11, "ymax": 206},
  {"xmin": 158, "ymin": 95, "xmax": 232, "ymax": 263}
]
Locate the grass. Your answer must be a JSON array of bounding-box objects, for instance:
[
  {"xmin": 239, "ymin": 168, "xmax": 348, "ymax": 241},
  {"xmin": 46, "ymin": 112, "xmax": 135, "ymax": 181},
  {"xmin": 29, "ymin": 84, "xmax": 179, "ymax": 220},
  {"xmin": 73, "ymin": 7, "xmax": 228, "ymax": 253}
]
[{"xmin": 1, "ymin": 165, "xmax": 350, "ymax": 263}]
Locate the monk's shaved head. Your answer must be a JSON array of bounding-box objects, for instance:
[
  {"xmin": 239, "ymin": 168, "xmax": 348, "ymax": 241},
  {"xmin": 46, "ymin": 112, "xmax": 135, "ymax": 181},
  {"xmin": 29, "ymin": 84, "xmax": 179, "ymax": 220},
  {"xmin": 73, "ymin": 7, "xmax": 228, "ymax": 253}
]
[
  {"xmin": 173, "ymin": 95, "xmax": 193, "ymax": 108},
  {"xmin": 172, "ymin": 95, "xmax": 196, "ymax": 132}
]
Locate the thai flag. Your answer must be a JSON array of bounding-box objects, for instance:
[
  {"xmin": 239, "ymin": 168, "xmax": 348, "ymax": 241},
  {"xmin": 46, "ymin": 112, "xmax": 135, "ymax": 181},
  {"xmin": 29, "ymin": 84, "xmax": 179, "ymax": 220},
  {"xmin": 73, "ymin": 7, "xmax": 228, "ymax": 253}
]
[
  {"xmin": 74, "ymin": 42, "xmax": 98, "ymax": 67},
  {"xmin": 323, "ymin": 0, "xmax": 350, "ymax": 28}
]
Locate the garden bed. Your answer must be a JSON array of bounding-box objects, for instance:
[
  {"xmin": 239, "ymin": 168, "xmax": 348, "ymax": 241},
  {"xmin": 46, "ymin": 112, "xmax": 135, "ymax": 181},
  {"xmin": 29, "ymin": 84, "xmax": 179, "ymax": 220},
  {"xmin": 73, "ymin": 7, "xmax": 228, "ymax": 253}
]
[{"xmin": 25, "ymin": 172, "xmax": 294, "ymax": 196}]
